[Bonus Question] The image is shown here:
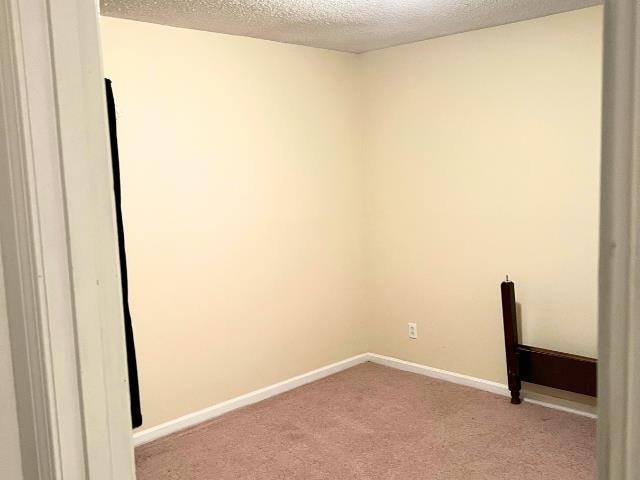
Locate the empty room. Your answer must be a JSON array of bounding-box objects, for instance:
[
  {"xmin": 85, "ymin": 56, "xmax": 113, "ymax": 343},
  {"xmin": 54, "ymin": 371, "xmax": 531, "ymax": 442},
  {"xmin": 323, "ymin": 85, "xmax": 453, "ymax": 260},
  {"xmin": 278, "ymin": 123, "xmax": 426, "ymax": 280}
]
[{"xmin": 69, "ymin": 0, "xmax": 604, "ymax": 478}]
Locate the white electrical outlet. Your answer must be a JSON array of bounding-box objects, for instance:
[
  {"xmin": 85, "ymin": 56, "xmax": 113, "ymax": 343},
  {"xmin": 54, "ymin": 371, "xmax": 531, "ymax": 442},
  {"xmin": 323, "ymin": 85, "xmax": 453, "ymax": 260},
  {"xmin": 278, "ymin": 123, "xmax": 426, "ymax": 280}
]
[{"xmin": 408, "ymin": 322, "xmax": 418, "ymax": 339}]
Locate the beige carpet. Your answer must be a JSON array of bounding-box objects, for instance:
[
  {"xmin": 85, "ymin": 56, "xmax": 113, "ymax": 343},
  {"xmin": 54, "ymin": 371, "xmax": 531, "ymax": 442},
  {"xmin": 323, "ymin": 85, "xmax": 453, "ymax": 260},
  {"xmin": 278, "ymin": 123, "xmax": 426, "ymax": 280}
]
[{"xmin": 135, "ymin": 362, "xmax": 596, "ymax": 479}]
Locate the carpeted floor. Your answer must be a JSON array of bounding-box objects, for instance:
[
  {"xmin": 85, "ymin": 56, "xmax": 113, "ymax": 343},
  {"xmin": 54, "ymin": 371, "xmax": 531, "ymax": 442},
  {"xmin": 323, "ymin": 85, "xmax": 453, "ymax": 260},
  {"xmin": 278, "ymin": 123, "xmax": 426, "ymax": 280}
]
[{"xmin": 135, "ymin": 362, "xmax": 596, "ymax": 480}]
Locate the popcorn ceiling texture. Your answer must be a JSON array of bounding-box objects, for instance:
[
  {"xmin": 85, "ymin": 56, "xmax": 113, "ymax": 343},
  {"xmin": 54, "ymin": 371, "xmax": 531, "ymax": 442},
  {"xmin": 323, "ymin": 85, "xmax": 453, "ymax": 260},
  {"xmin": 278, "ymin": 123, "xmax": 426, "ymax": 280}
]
[{"xmin": 100, "ymin": 0, "xmax": 600, "ymax": 53}]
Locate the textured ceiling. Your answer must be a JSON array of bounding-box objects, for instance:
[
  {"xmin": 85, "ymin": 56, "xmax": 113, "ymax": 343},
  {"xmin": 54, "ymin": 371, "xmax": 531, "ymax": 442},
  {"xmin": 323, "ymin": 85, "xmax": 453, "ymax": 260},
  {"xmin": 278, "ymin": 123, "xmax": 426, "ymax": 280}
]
[{"xmin": 100, "ymin": 0, "xmax": 601, "ymax": 53}]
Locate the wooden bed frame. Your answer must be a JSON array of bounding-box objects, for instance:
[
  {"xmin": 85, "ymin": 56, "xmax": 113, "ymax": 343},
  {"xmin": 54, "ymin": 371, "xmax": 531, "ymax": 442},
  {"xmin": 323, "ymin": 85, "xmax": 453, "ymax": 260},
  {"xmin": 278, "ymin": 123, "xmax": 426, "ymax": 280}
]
[{"xmin": 500, "ymin": 279, "xmax": 597, "ymax": 404}]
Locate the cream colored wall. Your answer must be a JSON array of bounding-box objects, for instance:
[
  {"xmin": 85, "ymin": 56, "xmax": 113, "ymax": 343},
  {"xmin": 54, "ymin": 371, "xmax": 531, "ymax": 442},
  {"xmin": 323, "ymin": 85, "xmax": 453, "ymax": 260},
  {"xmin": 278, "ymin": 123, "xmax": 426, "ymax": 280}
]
[
  {"xmin": 100, "ymin": 17, "xmax": 367, "ymax": 429},
  {"xmin": 360, "ymin": 6, "xmax": 602, "ymax": 384},
  {"xmin": 100, "ymin": 6, "xmax": 602, "ymax": 429}
]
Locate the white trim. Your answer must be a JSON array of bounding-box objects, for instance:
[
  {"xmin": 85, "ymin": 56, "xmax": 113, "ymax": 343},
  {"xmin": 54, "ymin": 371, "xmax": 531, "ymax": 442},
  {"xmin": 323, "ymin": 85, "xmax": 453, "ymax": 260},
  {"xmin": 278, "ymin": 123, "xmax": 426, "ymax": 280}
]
[
  {"xmin": 0, "ymin": 0, "xmax": 83, "ymax": 477},
  {"xmin": 524, "ymin": 398, "xmax": 596, "ymax": 419},
  {"xmin": 46, "ymin": 0, "xmax": 138, "ymax": 476},
  {"xmin": 368, "ymin": 354, "xmax": 508, "ymax": 397},
  {"xmin": 0, "ymin": 0, "xmax": 136, "ymax": 478},
  {"xmin": 135, "ymin": 352, "xmax": 597, "ymax": 447},
  {"xmin": 367, "ymin": 354, "xmax": 597, "ymax": 419},
  {"xmin": 598, "ymin": 1, "xmax": 640, "ymax": 478},
  {"xmin": 133, "ymin": 354, "xmax": 370, "ymax": 446}
]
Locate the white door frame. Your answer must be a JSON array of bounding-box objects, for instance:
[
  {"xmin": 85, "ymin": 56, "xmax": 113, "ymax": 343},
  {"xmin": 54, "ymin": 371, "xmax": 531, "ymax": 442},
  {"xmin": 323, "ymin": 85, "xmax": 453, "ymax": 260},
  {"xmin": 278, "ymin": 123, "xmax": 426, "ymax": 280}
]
[
  {"xmin": 597, "ymin": 1, "xmax": 640, "ymax": 478},
  {"xmin": 0, "ymin": 0, "xmax": 135, "ymax": 478},
  {"xmin": 0, "ymin": 0, "xmax": 637, "ymax": 478}
]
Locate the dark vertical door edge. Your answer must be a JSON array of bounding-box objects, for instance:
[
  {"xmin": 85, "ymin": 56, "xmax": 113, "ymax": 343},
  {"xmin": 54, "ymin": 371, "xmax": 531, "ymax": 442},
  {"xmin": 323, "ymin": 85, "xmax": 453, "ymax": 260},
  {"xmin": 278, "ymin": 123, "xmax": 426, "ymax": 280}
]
[{"xmin": 105, "ymin": 78, "xmax": 142, "ymax": 428}]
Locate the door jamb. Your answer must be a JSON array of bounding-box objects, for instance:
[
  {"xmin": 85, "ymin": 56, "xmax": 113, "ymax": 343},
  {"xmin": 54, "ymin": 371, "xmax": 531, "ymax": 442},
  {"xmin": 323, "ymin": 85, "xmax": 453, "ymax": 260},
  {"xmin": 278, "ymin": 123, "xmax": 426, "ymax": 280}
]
[
  {"xmin": 0, "ymin": 0, "xmax": 136, "ymax": 478},
  {"xmin": 598, "ymin": 1, "xmax": 640, "ymax": 478}
]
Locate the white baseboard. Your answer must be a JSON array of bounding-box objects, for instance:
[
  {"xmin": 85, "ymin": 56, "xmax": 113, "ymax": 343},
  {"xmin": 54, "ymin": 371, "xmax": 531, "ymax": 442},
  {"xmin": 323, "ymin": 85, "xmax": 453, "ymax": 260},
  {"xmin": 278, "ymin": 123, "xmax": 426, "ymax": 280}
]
[
  {"xmin": 133, "ymin": 353, "xmax": 370, "ymax": 446},
  {"xmin": 522, "ymin": 395, "xmax": 597, "ymax": 418},
  {"xmin": 134, "ymin": 351, "xmax": 596, "ymax": 446},
  {"xmin": 367, "ymin": 353, "xmax": 509, "ymax": 396},
  {"xmin": 367, "ymin": 353, "xmax": 597, "ymax": 419}
]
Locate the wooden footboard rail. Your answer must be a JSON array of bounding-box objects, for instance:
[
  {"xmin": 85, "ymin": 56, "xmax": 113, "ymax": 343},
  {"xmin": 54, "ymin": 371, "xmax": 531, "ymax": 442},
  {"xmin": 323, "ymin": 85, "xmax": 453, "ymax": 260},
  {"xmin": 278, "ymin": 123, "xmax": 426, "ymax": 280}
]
[{"xmin": 500, "ymin": 279, "xmax": 597, "ymax": 404}]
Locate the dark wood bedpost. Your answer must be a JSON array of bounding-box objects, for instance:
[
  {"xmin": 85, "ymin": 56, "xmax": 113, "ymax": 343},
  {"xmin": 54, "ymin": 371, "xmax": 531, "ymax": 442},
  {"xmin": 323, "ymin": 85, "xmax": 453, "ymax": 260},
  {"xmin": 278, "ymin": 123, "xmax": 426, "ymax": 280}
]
[{"xmin": 501, "ymin": 277, "xmax": 521, "ymax": 404}]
